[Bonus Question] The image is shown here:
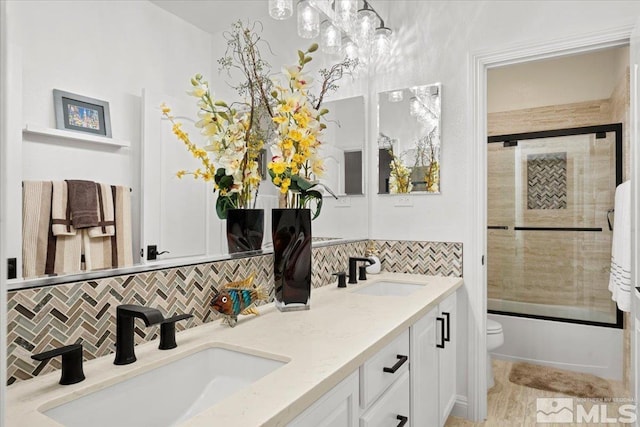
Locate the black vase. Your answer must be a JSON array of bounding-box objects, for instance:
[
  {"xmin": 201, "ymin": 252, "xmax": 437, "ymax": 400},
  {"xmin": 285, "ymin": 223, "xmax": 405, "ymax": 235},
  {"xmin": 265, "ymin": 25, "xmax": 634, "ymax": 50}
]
[
  {"xmin": 226, "ymin": 208, "xmax": 264, "ymax": 254},
  {"xmin": 272, "ymin": 208, "xmax": 312, "ymax": 311}
]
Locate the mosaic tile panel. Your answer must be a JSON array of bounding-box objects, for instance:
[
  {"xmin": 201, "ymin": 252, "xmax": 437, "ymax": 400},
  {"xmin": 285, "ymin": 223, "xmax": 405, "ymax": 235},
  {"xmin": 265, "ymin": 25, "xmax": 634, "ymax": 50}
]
[
  {"xmin": 6, "ymin": 239, "xmax": 460, "ymax": 384},
  {"xmin": 374, "ymin": 240, "xmax": 463, "ymax": 277},
  {"xmin": 527, "ymin": 152, "xmax": 567, "ymax": 210}
]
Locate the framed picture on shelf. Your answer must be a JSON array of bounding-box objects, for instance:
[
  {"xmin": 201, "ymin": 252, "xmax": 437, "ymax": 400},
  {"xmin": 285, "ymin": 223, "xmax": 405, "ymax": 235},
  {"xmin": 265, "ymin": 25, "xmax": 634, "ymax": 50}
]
[{"xmin": 53, "ymin": 89, "xmax": 112, "ymax": 137}]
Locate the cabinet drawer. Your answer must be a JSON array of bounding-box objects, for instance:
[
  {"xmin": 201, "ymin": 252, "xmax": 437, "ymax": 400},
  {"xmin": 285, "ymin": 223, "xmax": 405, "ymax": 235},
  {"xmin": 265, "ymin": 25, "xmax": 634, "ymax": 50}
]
[
  {"xmin": 360, "ymin": 370, "xmax": 410, "ymax": 427},
  {"xmin": 360, "ymin": 329, "xmax": 409, "ymax": 409}
]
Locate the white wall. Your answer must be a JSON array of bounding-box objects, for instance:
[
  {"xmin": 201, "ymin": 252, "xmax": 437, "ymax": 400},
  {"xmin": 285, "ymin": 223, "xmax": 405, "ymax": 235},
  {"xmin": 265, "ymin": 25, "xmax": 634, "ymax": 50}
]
[
  {"xmin": 1, "ymin": 1, "xmax": 7, "ymax": 422},
  {"xmin": 6, "ymin": 0, "xmax": 213, "ymax": 267},
  {"xmin": 370, "ymin": 0, "xmax": 640, "ymax": 418},
  {"xmin": 488, "ymin": 46, "xmax": 629, "ymax": 113}
]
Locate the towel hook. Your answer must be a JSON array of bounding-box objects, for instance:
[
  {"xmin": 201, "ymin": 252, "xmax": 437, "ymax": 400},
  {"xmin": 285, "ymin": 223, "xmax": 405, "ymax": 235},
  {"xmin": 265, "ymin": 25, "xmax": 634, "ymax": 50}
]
[{"xmin": 607, "ymin": 208, "xmax": 615, "ymax": 231}]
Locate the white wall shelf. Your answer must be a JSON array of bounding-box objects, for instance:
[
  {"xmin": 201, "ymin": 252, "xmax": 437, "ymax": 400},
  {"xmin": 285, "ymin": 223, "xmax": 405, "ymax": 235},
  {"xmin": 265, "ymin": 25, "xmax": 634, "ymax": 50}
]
[{"xmin": 22, "ymin": 124, "xmax": 130, "ymax": 148}]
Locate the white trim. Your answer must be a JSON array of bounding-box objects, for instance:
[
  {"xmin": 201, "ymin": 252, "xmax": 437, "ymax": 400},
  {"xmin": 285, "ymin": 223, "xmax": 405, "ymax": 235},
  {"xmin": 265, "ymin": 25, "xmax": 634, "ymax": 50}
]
[
  {"xmin": 22, "ymin": 124, "xmax": 130, "ymax": 148},
  {"xmin": 1, "ymin": 0, "xmax": 8, "ymax": 423},
  {"xmin": 470, "ymin": 25, "xmax": 634, "ymax": 423},
  {"xmin": 450, "ymin": 395, "xmax": 469, "ymax": 419}
]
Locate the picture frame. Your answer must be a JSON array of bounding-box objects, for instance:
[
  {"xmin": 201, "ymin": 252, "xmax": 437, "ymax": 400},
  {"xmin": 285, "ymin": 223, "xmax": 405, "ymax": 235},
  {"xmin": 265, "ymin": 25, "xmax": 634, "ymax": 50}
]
[{"xmin": 53, "ymin": 89, "xmax": 112, "ymax": 137}]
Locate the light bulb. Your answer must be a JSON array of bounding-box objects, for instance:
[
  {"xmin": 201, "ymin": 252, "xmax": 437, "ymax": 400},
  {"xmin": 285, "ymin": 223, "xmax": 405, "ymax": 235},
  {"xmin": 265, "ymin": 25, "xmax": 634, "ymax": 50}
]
[
  {"xmin": 355, "ymin": 8, "xmax": 376, "ymax": 49},
  {"xmin": 373, "ymin": 26, "xmax": 391, "ymax": 59},
  {"xmin": 334, "ymin": 0, "xmax": 357, "ymax": 32},
  {"xmin": 342, "ymin": 37, "xmax": 358, "ymax": 61},
  {"xmin": 321, "ymin": 21, "xmax": 342, "ymax": 54},
  {"xmin": 297, "ymin": 0, "xmax": 320, "ymax": 39},
  {"xmin": 269, "ymin": 0, "xmax": 293, "ymax": 20}
]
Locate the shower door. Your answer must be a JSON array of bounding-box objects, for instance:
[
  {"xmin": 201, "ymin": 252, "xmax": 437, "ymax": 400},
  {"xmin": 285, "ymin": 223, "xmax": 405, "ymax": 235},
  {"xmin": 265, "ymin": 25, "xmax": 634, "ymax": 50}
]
[{"xmin": 487, "ymin": 124, "xmax": 622, "ymax": 327}]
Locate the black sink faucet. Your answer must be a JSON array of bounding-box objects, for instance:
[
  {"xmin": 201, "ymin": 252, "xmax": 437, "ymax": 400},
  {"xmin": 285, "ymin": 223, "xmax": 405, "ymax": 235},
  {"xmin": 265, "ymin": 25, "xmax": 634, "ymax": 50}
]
[
  {"xmin": 114, "ymin": 305, "xmax": 164, "ymax": 365},
  {"xmin": 348, "ymin": 257, "xmax": 374, "ymax": 284}
]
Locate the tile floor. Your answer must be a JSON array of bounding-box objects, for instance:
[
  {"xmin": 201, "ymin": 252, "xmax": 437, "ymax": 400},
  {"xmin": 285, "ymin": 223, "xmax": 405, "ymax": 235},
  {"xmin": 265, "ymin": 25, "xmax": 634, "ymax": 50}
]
[{"xmin": 445, "ymin": 359, "xmax": 632, "ymax": 427}]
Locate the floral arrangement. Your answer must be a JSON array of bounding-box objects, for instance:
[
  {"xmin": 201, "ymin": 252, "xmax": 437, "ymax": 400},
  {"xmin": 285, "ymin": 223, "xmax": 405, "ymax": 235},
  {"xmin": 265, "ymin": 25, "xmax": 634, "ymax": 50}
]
[
  {"xmin": 265, "ymin": 44, "xmax": 356, "ymax": 218},
  {"xmin": 388, "ymin": 147, "xmax": 412, "ymax": 194},
  {"xmin": 162, "ymin": 21, "xmax": 355, "ymax": 220},
  {"xmin": 161, "ymin": 22, "xmax": 272, "ymax": 220},
  {"xmin": 412, "ymin": 128, "xmax": 439, "ymax": 192}
]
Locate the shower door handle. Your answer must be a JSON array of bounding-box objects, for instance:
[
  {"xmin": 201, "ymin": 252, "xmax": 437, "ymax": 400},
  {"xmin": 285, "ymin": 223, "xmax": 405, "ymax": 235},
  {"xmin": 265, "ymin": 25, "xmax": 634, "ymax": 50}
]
[{"xmin": 436, "ymin": 317, "xmax": 445, "ymax": 348}]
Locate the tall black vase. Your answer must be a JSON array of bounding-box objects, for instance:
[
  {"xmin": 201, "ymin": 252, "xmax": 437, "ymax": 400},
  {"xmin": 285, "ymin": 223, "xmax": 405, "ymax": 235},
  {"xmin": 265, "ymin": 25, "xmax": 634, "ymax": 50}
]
[
  {"xmin": 272, "ymin": 208, "xmax": 312, "ymax": 311},
  {"xmin": 226, "ymin": 208, "xmax": 264, "ymax": 254}
]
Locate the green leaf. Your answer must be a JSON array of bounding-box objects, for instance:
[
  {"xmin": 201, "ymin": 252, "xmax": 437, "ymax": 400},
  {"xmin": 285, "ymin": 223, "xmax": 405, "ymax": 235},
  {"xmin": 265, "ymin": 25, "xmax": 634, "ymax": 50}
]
[
  {"xmin": 298, "ymin": 50, "xmax": 305, "ymax": 63},
  {"xmin": 214, "ymin": 100, "xmax": 228, "ymax": 108},
  {"xmin": 303, "ymin": 190, "xmax": 324, "ymax": 220},
  {"xmin": 310, "ymin": 182, "xmax": 339, "ymax": 199},
  {"xmin": 215, "ymin": 195, "xmax": 236, "ymax": 220},
  {"xmin": 218, "ymin": 174, "xmax": 234, "ymax": 190},
  {"xmin": 307, "ymin": 43, "xmax": 318, "ymax": 53},
  {"xmin": 303, "ymin": 56, "xmax": 313, "ymax": 64},
  {"xmin": 292, "ymin": 175, "xmax": 314, "ymax": 191}
]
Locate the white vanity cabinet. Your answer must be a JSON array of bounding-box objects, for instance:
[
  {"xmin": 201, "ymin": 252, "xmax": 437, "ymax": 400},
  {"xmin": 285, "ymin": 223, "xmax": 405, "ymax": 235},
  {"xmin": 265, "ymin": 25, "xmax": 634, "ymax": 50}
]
[
  {"xmin": 410, "ymin": 291, "xmax": 457, "ymax": 427},
  {"xmin": 360, "ymin": 330, "xmax": 410, "ymax": 426},
  {"xmin": 290, "ymin": 290, "xmax": 458, "ymax": 427},
  {"xmin": 288, "ymin": 370, "xmax": 360, "ymax": 427}
]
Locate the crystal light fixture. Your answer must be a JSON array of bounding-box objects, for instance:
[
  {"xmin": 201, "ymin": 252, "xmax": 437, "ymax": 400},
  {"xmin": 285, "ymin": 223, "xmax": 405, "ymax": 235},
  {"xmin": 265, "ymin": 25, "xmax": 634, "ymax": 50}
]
[
  {"xmin": 355, "ymin": 3, "xmax": 376, "ymax": 48},
  {"xmin": 372, "ymin": 26, "xmax": 392, "ymax": 59},
  {"xmin": 321, "ymin": 20, "xmax": 342, "ymax": 54},
  {"xmin": 334, "ymin": 0, "xmax": 357, "ymax": 32},
  {"xmin": 269, "ymin": 0, "xmax": 293, "ymax": 20},
  {"xmin": 297, "ymin": 0, "xmax": 320, "ymax": 39},
  {"xmin": 342, "ymin": 36, "xmax": 358, "ymax": 61}
]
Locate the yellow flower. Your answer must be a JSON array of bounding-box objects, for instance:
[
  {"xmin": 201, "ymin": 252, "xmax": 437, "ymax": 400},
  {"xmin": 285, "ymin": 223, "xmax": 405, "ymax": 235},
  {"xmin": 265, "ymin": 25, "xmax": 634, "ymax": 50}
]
[
  {"xmin": 270, "ymin": 161, "xmax": 286, "ymax": 175},
  {"xmin": 287, "ymin": 128, "xmax": 303, "ymax": 142},
  {"xmin": 312, "ymin": 159, "xmax": 324, "ymax": 176},
  {"xmin": 281, "ymin": 139, "xmax": 293, "ymax": 150},
  {"xmin": 161, "ymin": 103, "xmax": 171, "ymax": 115},
  {"xmin": 273, "ymin": 115, "xmax": 287, "ymax": 125},
  {"xmin": 176, "ymin": 170, "xmax": 186, "ymax": 179},
  {"xmin": 293, "ymin": 112, "xmax": 309, "ymax": 128},
  {"xmin": 273, "ymin": 176, "xmax": 282, "ymax": 186},
  {"xmin": 280, "ymin": 185, "xmax": 289, "ymax": 194}
]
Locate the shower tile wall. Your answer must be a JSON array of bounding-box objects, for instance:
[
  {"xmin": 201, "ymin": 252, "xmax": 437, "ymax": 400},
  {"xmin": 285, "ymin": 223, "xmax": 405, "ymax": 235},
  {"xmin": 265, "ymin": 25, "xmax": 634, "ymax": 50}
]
[{"xmin": 6, "ymin": 239, "xmax": 462, "ymax": 385}]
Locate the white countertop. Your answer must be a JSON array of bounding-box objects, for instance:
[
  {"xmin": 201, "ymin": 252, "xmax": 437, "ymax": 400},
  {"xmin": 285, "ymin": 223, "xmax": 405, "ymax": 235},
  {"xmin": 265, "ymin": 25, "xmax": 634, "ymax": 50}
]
[{"xmin": 6, "ymin": 272, "xmax": 463, "ymax": 427}]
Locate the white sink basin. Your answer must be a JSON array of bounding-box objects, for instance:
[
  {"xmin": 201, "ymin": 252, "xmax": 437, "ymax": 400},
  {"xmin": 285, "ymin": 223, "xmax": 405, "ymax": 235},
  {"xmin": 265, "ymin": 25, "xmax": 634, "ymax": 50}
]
[
  {"xmin": 43, "ymin": 347, "xmax": 286, "ymax": 427},
  {"xmin": 352, "ymin": 281, "xmax": 424, "ymax": 296}
]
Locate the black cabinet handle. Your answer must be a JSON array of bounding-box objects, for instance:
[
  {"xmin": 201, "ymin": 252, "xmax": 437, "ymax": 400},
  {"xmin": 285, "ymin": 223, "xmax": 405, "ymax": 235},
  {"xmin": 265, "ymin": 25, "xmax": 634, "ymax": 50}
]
[
  {"xmin": 396, "ymin": 415, "xmax": 408, "ymax": 427},
  {"xmin": 436, "ymin": 317, "xmax": 445, "ymax": 348},
  {"xmin": 383, "ymin": 354, "xmax": 408, "ymax": 373},
  {"xmin": 443, "ymin": 312, "xmax": 451, "ymax": 342}
]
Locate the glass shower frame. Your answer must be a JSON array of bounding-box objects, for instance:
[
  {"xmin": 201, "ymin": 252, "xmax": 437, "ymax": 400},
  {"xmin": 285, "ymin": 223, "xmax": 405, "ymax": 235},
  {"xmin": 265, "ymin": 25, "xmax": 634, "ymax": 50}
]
[{"xmin": 487, "ymin": 123, "xmax": 623, "ymax": 329}]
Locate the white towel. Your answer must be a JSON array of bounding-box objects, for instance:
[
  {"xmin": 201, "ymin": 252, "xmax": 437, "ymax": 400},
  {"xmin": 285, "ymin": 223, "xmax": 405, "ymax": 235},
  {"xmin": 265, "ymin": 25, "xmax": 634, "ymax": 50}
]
[
  {"xmin": 609, "ymin": 180, "xmax": 631, "ymax": 312},
  {"xmin": 87, "ymin": 182, "xmax": 115, "ymax": 238},
  {"xmin": 51, "ymin": 181, "xmax": 77, "ymax": 236}
]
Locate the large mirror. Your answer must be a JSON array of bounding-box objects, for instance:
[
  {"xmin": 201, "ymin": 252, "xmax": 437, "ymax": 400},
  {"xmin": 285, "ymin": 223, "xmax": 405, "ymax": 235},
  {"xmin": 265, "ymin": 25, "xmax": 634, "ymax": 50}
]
[
  {"xmin": 377, "ymin": 84, "xmax": 441, "ymax": 194},
  {"xmin": 5, "ymin": 0, "xmax": 369, "ymax": 286}
]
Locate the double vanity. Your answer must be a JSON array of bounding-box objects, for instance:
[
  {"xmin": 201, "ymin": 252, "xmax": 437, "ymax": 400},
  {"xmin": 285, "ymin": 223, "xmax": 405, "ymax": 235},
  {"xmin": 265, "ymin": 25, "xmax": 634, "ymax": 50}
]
[{"xmin": 6, "ymin": 273, "xmax": 462, "ymax": 426}]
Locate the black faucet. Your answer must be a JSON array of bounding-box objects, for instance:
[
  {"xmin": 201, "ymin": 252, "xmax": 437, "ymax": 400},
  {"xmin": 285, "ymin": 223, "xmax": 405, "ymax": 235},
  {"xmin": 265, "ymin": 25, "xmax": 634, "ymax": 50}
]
[
  {"xmin": 114, "ymin": 305, "xmax": 164, "ymax": 365},
  {"xmin": 32, "ymin": 343, "xmax": 85, "ymax": 385},
  {"xmin": 159, "ymin": 313, "xmax": 194, "ymax": 350},
  {"xmin": 348, "ymin": 257, "xmax": 374, "ymax": 284}
]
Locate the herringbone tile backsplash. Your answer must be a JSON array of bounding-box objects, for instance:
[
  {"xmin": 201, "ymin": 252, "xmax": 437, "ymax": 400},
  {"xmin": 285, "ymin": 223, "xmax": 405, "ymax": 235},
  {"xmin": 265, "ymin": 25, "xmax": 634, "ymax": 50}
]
[{"xmin": 6, "ymin": 239, "xmax": 461, "ymax": 385}]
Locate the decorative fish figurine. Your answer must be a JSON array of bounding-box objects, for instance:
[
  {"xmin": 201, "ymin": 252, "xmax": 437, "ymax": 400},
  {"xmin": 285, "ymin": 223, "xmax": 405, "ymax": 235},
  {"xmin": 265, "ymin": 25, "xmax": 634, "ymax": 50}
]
[{"xmin": 210, "ymin": 274, "xmax": 268, "ymax": 327}]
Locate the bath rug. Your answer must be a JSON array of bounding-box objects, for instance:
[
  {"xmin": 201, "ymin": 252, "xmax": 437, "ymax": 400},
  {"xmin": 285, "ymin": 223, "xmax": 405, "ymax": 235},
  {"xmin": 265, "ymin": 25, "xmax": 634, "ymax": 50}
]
[{"xmin": 509, "ymin": 362, "xmax": 613, "ymax": 399}]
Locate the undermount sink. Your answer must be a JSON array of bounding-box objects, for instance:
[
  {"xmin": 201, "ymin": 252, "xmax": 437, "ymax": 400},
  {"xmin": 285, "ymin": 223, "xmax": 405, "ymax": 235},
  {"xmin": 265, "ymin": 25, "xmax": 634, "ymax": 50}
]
[
  {"xmin": 43, "ymin": 347, "xmax": 286, "ymax": 427},
  {"xmin": 352, "ymin": 280, "xmax": 424, "ymax": 296}
]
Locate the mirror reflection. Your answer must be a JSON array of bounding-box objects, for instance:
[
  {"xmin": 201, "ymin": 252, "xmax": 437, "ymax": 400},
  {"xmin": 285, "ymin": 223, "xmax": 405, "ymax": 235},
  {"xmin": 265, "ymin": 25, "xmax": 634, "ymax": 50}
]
[
  {"xmin": 377, "ymin": 83, "xmax": 441, "ymax": 194},
  {"xmin": 8, "ymin": 1, "xmax": 369, "ymax": 283}
]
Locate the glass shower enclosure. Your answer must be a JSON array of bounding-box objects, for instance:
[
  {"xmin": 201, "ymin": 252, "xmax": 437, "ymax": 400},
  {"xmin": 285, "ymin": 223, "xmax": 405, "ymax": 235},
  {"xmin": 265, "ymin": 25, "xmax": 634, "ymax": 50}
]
[{"xmin": 487, "ymin": 124, "xmax": 623, "ymax": 327}]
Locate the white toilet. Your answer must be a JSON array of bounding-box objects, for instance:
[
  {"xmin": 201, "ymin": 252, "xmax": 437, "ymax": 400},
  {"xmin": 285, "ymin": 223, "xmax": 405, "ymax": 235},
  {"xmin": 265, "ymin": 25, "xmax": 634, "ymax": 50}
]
[{"xmin": 486, "ymin": 319, "xmax": 504, "ymax": 389}]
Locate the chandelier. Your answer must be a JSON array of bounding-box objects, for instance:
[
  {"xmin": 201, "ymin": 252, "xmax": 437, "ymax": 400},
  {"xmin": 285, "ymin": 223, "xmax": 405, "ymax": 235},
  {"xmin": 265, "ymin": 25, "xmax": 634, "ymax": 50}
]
[{"xmin": 268, "ymin": 0, "xmax": 392, "ymax": 61}]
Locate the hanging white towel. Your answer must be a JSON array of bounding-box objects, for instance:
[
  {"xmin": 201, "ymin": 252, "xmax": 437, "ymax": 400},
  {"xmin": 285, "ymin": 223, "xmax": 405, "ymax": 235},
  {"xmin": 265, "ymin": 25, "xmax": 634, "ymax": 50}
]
[{"xmin": 609, "ymin": 180, "xmax": 631, "ymax": 312}]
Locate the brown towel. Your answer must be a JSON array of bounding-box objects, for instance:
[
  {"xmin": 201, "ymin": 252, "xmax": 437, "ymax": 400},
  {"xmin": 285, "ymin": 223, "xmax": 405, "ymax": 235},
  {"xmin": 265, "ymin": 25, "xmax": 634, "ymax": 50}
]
[
  {"xmin": 66, "ymin": 180, "xmax": 99, "ymax": 228},
  {"xmin": 51, "ymin": 181, "xmax": 77, "ymax": 236}
]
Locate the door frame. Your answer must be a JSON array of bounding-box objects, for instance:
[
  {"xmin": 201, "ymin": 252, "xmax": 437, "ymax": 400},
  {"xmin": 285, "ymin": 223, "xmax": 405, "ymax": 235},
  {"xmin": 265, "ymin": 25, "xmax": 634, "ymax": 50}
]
[{"xmin": 469, "ymin": 25, "xmax": 634, "ymax": 421}]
